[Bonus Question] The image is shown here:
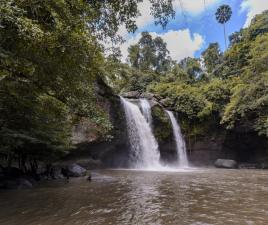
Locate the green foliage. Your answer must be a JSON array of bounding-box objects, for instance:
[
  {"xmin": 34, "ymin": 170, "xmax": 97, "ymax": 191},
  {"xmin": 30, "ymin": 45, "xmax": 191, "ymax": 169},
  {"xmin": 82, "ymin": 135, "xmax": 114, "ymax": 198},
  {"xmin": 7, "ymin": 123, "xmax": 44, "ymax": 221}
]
[
  {"xmin": 144, "ymin": 11, "xmax": 268, "ymax": 138},
  {"xmin": 201, "ymin": 79, "xmax": 230, "ymax": 113},
  {"xmin": 1, "ymin": 0, "xmax": 267, "ymax": 170},
  {"xmin": 246, "ymin": 10, "xmax": 268, "ymax": 40},
  {"xmin": 201, "ymin": 43, "xmax": 222, "ymax": 75},
  {"xmin": 0, "ymin": 0, "xmax": 178, "ymax": 168},
  {"xmin": 0, "ymin": 0, "xmax": 108, "ymax": 166},
  {"xmin": 179, "ymin": 57, "xmax": 202, "ymax": 80},
  {"xmin": 128, "ymin": 32, "xmax": 171, "ymax": 73},
  {"xmin": 175, "ymin": 87, "xmax": 213, "ymax": 120},
  {"xmin": 221, "ymin": 33, "xmax": 268, "ymax": 136},
  {"xmin": 215, "ymin": 5, "xmax": 232, "ymax": 24}
]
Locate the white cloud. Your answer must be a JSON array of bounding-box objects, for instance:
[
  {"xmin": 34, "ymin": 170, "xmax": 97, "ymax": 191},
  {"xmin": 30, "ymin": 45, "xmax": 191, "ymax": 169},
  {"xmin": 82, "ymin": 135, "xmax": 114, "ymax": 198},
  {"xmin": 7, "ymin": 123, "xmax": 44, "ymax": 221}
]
[
  {"xmin": 241, "ymin": 0, "xmax": 268, "ymax": 27},
  {"xmin": 173, "ymin": 0, "xmax": 220, "ymax": 14},
  {"xmin": 120, "ymin": 29, "xmax": 204, "ymax": 62},
  {"xmin": 152, "ymin": 30, "xmax": 204, "ymax": 61}
]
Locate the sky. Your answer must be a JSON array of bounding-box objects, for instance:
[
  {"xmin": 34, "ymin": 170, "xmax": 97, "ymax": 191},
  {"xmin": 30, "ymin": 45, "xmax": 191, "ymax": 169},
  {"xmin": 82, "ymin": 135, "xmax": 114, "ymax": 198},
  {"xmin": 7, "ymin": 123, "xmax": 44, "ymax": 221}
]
[{"xmin": 115, "ymin": 0, "xmax": 268, "ymax": 62}]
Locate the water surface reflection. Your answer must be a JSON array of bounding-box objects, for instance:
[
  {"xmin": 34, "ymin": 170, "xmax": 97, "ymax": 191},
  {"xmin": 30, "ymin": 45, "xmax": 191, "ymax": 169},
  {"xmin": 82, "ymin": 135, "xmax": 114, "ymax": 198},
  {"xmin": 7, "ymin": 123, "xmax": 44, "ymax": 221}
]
[{"xmin": 0, "ymin": 169, "xmax": 267, "ymax": 225}]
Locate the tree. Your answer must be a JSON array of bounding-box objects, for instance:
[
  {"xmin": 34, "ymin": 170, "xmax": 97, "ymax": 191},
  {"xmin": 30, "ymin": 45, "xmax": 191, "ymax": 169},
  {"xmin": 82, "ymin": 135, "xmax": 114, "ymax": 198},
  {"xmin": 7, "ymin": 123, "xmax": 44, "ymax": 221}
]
[
  {"xmin": 138, "ymin": 32, "xmax": 156, "ymax": 71},
  {"xmin": 229, "ymin": 31, "xmax": 243, "ymax": 46},
  {"xmin": 154, "ymin": 37, "xmax": 171, "ymax": 73},
  {"xmin": 128, "ymin": 32, "xmax": 171, "ymax": 73},
  {"xmin": 179, "ymin": 57, "xmax": 202, "ymax": 80},
  {"xmin": 128, "ymin": 44, "xmax": 141, "ymax": 69},
  {"xmin": 86, "ymin": 0, "xmax": 175, "ymax": 42},
  {"xmin": 215, "ymin": 4, "xmax": 232, "ymax": 49},
  {"xmin": 201, "ymin": 43, "xmax": 222, "ymax": 75}
]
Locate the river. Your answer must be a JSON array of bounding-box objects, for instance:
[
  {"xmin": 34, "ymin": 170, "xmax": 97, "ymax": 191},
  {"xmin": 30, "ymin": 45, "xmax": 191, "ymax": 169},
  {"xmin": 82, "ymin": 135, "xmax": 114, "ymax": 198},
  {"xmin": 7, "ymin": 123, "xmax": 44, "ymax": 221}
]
[{"xmin": 0, "ymin": 169, "xmax": 267, "ymax": 225}]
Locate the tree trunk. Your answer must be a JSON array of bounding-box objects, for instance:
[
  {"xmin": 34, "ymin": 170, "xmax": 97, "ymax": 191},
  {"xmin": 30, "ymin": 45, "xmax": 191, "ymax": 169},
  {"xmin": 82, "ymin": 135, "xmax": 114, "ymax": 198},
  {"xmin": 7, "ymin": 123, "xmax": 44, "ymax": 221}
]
[{"xmin": 223, "ymin": 23, "xmax": 227, "ymax": 49}]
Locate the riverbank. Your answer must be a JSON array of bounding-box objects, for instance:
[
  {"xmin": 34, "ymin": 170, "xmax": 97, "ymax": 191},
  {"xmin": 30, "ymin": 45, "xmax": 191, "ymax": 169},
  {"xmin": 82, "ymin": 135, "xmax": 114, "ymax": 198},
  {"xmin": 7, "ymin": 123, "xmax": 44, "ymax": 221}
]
[
  {"xmin": 0, "ymin": 162, "xmax": 92, "ymax": 190},
  {"xmin": 1, "ymin": 158, "xmax": 268, "ymax": 190}
]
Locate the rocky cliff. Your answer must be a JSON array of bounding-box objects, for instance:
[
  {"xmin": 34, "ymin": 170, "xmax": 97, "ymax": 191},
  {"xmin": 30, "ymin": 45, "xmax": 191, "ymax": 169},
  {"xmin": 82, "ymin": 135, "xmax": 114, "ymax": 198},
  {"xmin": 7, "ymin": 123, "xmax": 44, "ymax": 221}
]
[
  {"xmin": 68, "ymin": 78, "xmax": 130, "ymax": 168},
  {"xmin": 70, "ymin": 90, "xmax": 268, "ymax": 168}
]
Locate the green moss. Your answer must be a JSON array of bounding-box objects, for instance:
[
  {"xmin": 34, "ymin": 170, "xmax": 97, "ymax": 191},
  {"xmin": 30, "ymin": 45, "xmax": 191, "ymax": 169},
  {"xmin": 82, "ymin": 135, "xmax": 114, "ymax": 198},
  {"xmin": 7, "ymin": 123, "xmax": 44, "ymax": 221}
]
[
  {"xmin": 180, "ymin": 116, "xmax": 220, "ymax": 139},
  {"xmin": 151, "ymin": 104, "xmax": 172, "ymax": 142}
]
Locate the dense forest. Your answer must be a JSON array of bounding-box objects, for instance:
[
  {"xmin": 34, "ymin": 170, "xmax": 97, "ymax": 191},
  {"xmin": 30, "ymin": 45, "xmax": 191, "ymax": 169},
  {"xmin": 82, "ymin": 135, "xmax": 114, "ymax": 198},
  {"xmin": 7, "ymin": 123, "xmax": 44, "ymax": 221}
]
[{"xmin": 0, "ymin": 1, "xmax": 267, "ymax": 172}]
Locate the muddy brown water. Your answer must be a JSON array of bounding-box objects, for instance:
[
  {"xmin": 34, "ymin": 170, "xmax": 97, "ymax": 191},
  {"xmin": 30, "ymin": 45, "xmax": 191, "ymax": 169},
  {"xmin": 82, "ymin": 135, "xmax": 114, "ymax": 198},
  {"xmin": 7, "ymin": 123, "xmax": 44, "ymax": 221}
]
[{"xmin": 0, "ymin": 169, "xmax": 267, "ymax": 225}]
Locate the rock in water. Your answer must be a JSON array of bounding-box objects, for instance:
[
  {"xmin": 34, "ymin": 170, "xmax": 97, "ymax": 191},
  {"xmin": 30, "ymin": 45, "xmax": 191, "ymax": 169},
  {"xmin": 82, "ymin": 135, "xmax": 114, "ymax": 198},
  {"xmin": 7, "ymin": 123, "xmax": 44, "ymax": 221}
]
[
  {"xmin": 67, "ymin": 164, "xmax": 87, "ymax": 177},
  {"xmin": 17, "ymin": 178, "xmax": 33, "ymax": 189},
  {"xmin": 121, "ymin": 91, "xmax": 140, "ymax": 98},
  {"xmin": 0, "ymin": 178, "xmax": 33, "ymax": 189},
  {"xmin": 215, "ymin": 159, "xmax": 237, "ymax": 169}
]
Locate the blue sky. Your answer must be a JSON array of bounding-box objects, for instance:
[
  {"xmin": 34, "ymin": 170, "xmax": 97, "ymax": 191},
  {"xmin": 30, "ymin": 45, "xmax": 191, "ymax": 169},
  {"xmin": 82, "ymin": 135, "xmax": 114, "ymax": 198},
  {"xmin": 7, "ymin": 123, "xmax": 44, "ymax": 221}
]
[{"xmin": 117, "ymin": 0, "xmax": 268, "ymax": 62}]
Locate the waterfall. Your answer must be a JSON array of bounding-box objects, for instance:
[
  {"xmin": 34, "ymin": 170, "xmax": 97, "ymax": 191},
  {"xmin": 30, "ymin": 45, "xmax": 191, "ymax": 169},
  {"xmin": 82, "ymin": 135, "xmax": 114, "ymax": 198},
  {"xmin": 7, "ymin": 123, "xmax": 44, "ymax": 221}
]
[
  {"xmin": 166, "ymin": 111, "xmax": 189, "ymax": 168},
  {"xmin": 140, "ymin": 99, "xmax": 152, "ymax": 126},
  {"xmin": 120, "ymin": 97, "xmax": 162, "ymax": 169}
]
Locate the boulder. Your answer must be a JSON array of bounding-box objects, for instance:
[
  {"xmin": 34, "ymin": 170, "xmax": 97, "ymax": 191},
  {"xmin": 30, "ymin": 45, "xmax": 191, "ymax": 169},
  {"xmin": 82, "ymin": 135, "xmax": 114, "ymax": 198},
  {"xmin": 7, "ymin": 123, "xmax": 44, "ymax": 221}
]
[
  {"xmin": 121, "ymin": 91, "xmax": 140, "ymax": 99},
  {"xmin": 140, "ymin": 92, "xmax": 154, "ymax": 100},
  {"xmin": 67, "ymin": 164, "xmax": 87, "ymax": 177},
  {"xmin": 17, "ymin": 178, "xmax": 33, "ymax": 189},
  {"xmin": 159, "ymin": 98, "xmax": 172, "ymax": 107},
  {"xmin": 0, "ymin": 178, "xmax": 33, "ymax": 189},
  {"xmin": 52, "ymin": 166, "xmax": 65, "ymax": 179},
  {"xmin": 215, "ymin": 159, "xmax": 237, "ymax": 169}
]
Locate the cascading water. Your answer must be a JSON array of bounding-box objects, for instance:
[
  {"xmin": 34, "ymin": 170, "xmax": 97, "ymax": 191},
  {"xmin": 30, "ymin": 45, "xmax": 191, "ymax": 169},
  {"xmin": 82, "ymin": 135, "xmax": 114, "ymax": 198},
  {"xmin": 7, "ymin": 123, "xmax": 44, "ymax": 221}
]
[
  {"xmin": 166, "ymin": 111, "xmax": 189, "ymax": 168},
  {"xmin": 120, "ymin": 97, "xmax": 162, "ymax": 169},
  {"xmin": 140, "ymin": 99, "xmax": 152, "ymax": 126}
]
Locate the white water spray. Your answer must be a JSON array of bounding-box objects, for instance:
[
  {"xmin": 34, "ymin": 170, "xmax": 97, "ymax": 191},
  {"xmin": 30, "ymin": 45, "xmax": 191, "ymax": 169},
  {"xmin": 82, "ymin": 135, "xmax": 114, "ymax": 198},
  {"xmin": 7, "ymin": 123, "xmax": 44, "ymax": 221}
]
[
  {"xmin": 166, "ymin": 111, "xmax": 189, "ymax": 168},
  {"xmin": 120, "ymin": 97, "xmax": 162, "ymax": 169},
  {"xmin": 140, "ymin": 99, "xmax": 153, "ymax": 126}
]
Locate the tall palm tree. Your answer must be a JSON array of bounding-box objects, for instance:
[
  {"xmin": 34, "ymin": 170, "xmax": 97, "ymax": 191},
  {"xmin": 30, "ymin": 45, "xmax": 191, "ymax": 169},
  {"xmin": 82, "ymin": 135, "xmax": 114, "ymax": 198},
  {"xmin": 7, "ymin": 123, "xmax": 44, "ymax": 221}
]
[{"xmin": 215, "ymin": 4, "xmax": 232, "ymax": 49}]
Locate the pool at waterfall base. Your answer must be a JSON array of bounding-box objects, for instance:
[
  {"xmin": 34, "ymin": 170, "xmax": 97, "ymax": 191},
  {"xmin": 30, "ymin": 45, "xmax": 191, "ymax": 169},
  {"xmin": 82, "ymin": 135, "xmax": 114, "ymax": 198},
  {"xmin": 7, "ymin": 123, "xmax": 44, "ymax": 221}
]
[{"xmin": 0, "ymin": 168, "xmax": 268, "ymax": 225}]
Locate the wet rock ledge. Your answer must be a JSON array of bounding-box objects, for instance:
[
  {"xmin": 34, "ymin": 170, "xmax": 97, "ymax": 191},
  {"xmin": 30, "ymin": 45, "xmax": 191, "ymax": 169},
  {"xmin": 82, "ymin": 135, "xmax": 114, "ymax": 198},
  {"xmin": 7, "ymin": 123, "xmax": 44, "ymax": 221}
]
[{"xmin": 0, "ymin": 163, "xmax": 90, "ymax": 190}]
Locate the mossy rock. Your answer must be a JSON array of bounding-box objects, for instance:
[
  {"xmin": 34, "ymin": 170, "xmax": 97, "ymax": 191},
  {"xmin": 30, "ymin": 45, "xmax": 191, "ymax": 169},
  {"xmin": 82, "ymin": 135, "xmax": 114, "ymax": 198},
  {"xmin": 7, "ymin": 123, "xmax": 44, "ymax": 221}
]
[{"xmin": 151, "ymin": 104, "xmax": 172, "ymax": 142}]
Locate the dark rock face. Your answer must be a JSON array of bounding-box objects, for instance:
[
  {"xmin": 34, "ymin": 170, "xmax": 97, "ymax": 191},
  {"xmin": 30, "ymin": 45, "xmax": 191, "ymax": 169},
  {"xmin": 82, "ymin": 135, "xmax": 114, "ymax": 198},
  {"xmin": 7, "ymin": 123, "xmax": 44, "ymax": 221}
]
[
  {"xmin": 69, "ymin": 78, "xmax": 130, "ymax": 168},
  {"xmin": 186, "ymin": 129, "xmax": 268, "ymax": 167},
  {"xmin": 151, "ymin": 103, "xmax": 177, "ymax": 164},
  {"xmin": 215, "ymin": 159, "xmax": 237, "ymax": 169},
  {"xmin": 186, "ymin": 132, "xmax": 229, "ymax": 166}
]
